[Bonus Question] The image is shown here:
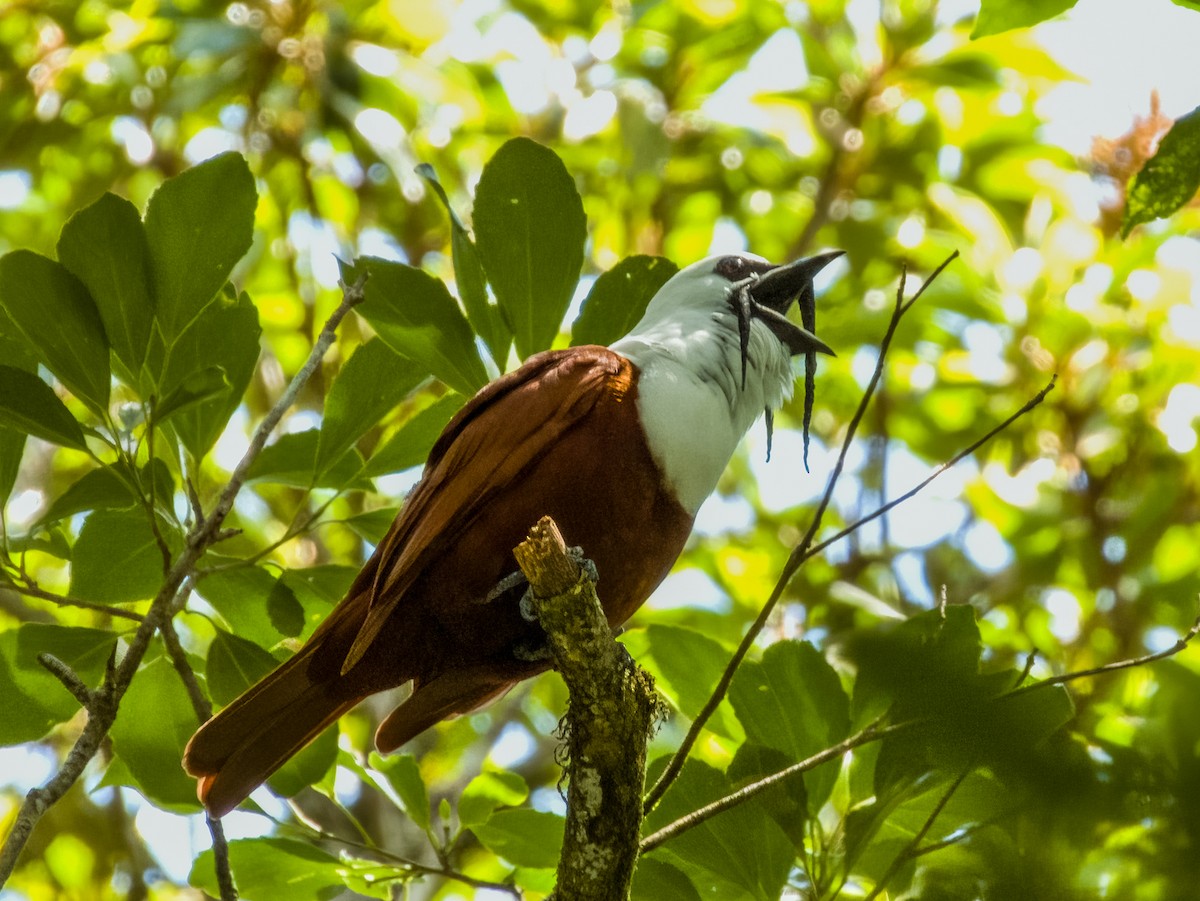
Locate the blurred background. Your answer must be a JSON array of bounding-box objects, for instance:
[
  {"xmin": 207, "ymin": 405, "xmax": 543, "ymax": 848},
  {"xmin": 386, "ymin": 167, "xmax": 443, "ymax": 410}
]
[{"xmin": 2, "ymin": 0, "xmax": 1200, "ymax": 898}]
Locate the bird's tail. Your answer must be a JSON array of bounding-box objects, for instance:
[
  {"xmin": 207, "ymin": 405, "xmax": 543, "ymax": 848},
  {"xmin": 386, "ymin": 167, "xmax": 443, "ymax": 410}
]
[{"xmin": 183, "ymin": 644, "xmax": 357, "ymax": 818}]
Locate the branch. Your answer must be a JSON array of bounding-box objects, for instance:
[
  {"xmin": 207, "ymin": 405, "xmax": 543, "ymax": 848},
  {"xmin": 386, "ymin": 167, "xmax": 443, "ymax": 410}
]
[
  {"xmin": 513, "ymin": 517, "xmax": 659, "ymax": 901},
  {"xmin": 645, "ymin": 255, "xmax": 956, "ymax": 812},
  {"xmin": 0, "ymin": 275, "xmax": 367, "ymax": 888}
]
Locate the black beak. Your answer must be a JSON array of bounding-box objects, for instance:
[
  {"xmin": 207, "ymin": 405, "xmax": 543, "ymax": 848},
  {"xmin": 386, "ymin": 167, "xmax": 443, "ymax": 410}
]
[{"xmin": 747, "ymin": 251, "xmax": 843, "ymax": 357}]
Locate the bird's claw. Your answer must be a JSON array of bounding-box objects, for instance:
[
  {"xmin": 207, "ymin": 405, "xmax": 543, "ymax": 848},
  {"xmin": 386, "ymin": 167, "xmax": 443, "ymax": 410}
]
[{"xmin": 482, "ymin": 569, "xmax": 528, "ymax": 604}]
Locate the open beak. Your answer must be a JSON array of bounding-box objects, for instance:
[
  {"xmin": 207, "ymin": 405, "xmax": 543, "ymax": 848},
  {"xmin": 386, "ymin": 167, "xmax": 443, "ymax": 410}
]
[{"xmin": 747, "ymin": 250, "xmax": 843, "ymax": 357}]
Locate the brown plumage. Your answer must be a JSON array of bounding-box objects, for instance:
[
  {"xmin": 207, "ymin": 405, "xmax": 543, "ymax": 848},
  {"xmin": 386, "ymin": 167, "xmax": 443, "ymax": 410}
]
[{"xmin": 183, "ymin": 346, "xmax": 694, "ymax": 817}]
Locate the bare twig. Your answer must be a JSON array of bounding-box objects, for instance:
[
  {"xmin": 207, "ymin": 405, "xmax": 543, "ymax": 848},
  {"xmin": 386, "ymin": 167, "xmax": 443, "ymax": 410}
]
[
  {"xmin": 645, "ymin": 256, "xmax": 956, "ymax": 812},
  {"xmin": 37, "ymin": 653, "xmax": 95, "ymax": 709},
  {"xmin": 640, "ymin": 718, "xmax": 907, "ymax": 854},
  {"xmin": 1004, "ymin": 615, "xmax": 1200, "ymax": 699},
  {"xmin": 0, "ymin": 276, "xmax": 367, "ymax": 888},
  {"xmin": 640, "ymin": 608, "xmax": 1199, "ymax": 861},
  {"xmin": 6, "ymin": 578, "xmax": 145, "ymax": 621},
  {"xmin": 863, "ymin": 764, "xmax": 971, "ymax": 901}
]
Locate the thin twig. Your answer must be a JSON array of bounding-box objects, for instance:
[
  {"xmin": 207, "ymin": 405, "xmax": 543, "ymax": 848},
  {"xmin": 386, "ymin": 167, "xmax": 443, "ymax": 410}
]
[
  {"xmin": 863, "ymin": 764, "xmax": 971, "ymax": 901},
  {"xmin": 281, "ymin": 821, "xmax": 522, "ymax": 898},
  {"xmin": 800, "ymin": 374, "xmax": 1058, "ymax": 566},
  {"xmin": 37, "ymin": 653, "xmax": 95, "ymax": 709},
  {"xmin": 640, "ymin": 719, "xmax": 907, "ymax": 854},
  {"xmin": 1003, "ymin": 615, "xmax": 1200, "ymax": 699},
  {"xmin": 6, "ymin": 579, "xmax": 145, "ymax": 621},
  {"xmin": 645, "ymin": 256, "xmax": 955, "ymax": 813},
  {"xmin": 0, "ymin": 276, "xmax": 367, "ymax": 888}
]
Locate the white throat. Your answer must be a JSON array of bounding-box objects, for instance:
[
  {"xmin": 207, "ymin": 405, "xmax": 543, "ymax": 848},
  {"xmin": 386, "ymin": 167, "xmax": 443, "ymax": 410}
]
[{"xmin": 611, "ymin": 306, "xmax": 793, "ymax": 515}]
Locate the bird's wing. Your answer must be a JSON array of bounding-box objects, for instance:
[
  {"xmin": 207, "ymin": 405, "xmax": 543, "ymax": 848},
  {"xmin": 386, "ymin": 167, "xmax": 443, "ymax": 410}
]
[{"xmin": 340, "ymin": 345, "xmax": 632, "ymax": 673}]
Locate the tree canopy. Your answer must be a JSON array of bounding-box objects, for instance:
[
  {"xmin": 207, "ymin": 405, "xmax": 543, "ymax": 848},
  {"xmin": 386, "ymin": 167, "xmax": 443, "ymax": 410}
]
[{"xmin": 2, "ymin": 1, "xmax": 1200, "ymax": 899}]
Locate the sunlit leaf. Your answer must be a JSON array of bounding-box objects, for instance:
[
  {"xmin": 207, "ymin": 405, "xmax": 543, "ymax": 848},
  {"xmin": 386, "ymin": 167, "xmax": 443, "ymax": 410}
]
[
  {"xmin": 1122, "ymin": 105, "xmax": 1200, "ymax": 236},
  {"xmin": 358, "ymin": 394, "xmax": 466, "ymax": 478},
  {"xmin": 417, "ymin": 162, "xmax": 511, "ymax": 365},
  {"xmin": 190, "ymin": 838, "xmax": 348, "ymax": 901},
  {"xmin": 57, "ymin": 192, "xmax": 155, "ymax": 378},
  {"xmin": 109, "ymin": 654, "xmax": 202, "ymax": 809},
  {"xmin": 471, "ymin": 808, "xmax": 564, "ymax": 869},
  {"xmin": 351, "ymin": 258, "xmax": 488, "ymax": 396},
  {"xmin": 0, "ymin": 251, "xmax": 110, "ymax": 412},
  {"xmin": 0, "ymin": 624, "xmax": 117, "ymax": 745},
  {"xmin": 473, "ymin": 138, "xmax": 586, "ymax": 358},
  {"xmin": 368, "ymin": 752, "xmax": 430, "ymax": 830},
  {"xmin": 571, "ymin": 255, "xmax": 677, "ymax": 347},
  {"xmin": 458, "ymin": 768, "xmax": 529, "ymax": 827},
  {"xmin": 159, "ymin": 288, "xmax": 261, "ymax": 461},
  {"xmin": 69, "ymin": 508, "xmax": 181, "ymax": 604},
  {"xmin": 972, "ymin": 0, "xmax": 1076, "ymax": 37},
  {"xmin": 0, "ymin": 365, "xmax": 88, "ymax": 450},
  {"xmin": 316, "ymin": 339, "xmax": 424, "ymax": 477},
  {"xmin": 642, "ymin": 757, "xmax": 792, "ymax": 901},
  {"xmin": 145, "ymin": 152, "xmax": 256, "ymax": 340}
]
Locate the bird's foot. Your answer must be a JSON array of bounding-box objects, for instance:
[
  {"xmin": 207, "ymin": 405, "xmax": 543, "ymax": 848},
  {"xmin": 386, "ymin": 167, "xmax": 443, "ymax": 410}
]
[{"xmin": 566, "ymin": 546, "xmax": 599, "ymax": 584}]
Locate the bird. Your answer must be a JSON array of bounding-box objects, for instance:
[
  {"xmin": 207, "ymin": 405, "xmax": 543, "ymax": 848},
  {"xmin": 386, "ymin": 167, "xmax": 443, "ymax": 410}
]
[{"xmin": 183, "ymin": 249, "xmax": 842, "ymax": 817}]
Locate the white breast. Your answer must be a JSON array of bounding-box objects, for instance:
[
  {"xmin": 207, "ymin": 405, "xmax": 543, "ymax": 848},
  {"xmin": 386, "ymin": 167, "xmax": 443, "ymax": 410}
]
[{"xmin": 611, "ymin": 310, "xmax": 793, "ymax": 515}]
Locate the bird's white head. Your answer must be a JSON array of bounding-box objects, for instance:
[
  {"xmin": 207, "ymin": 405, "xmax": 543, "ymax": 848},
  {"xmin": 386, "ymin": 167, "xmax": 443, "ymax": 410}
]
[{"xmin": 610, "ymin": 250, "xmax": 841, "ymax": 513}]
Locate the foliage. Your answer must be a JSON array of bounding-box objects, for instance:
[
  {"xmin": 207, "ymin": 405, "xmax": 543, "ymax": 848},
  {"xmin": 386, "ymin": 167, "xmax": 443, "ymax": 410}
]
[{"xmin": 2, "ymin": 1, "xmax": 1200, "ymax": 900}]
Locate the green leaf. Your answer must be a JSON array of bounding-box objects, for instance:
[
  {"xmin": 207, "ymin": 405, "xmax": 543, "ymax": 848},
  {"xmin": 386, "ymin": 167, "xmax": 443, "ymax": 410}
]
[
  {"xmin": 0, "ymin": 427, "xmax": 24, "ymax": 505},
  {"xmin": 458, "ymin": 768, "xmax": 529, "ymax": 827},
  {"xmin": 159, "ymin": 288, "xmax": 261, "ymax": 460},
  {"xmin": 0, "ymin": 365, "xmax": 88, "ymax": 450},
  {"xmin": 726, "ymin": 743, "xmax": 807, "ymax": 844},
  {"xmin": 69, "ymin": 508, "xmax": 181, "ymax": 604},
  {"xmin": 0, "ymin": 250, "xmax": 111, "ymax": 412},
  {"xmin": 109, "ymin": 654, "xmax": 202, "ymax": 809},
  {"xmin": 145, "ymin": 152, "xmax": 256, "ymax": 339},
  {"xmin": 342, "ymin": 507, "xmax": 400, "ymax": 545},
  {"xmin": 0, "ymin": 328, "xmax": 33, "ymax": 502},
  {"xmin": 473, "ymin": 137, "xmax": 586, "ymax": 358},
  {"xmin": 642, "ymin": 757, "xmax": 792, "ymax": 901},
  {"xmin": 729, "ymin": 640, "xmax": 850, "ymax": 812},
  {"xmin": 631, "ymin": 859, "xmax": 704, "ymax": 901},
  {"xmin": 367, "ymin": 752, "xmax": 430, "ymax": 830},
  {"xmin": 0, "ymin": 624, "xmax": 116, "ymax": 745},
  {"xmin": 417, "ymin": 162, "xmax": 511, "ymax": 366},
  {"xmin": 637, "ymin": 624, "xmax": 744, "ymax": 741},
  {"xmin": 190, "ymin": 838, "xmax": 347, "ymax": 901},
  {"xmin": 245, "ymin": 429, "xmax": 367, "ymax": 490},
  {"xmin": 571, "ymin": 255, "xmax": 677, "ymax": 347},
  {"xmin": 971, "ymin": 0, "xmax": 1076, "ymax": 37},
  {"xmin": 205, "ymin": 628, "xmax": 281, "ymax": 706},
  {"xmin": 1122, "ymin": 106, "xmax": 1200, "ymax": 236},
  {"xmin": 56, "ymin": 192, "xmax": 155, "ymax": 377},
  {"xmin": 471, "ymin": 808, "xmax": 564, "ymax": 869},
  {"xmin": 153, "ymin": 365, "xmax": 229, "ymax": 426},
  {"xmin": 196, "ymin": 564, "xmax": 321, "ymax": 647},
  {"xmin": 39, "ymin": 460, "xmax": 174, "ymax": 526},
  {"xmin": 316, "ymin": 339, "xmax": 424, "ymax": 478},
  {"xmin": 359, "ymin": 394, "xmax": 466, "ymax": 478},
  {"xmin": 352, "ymin": 258, "xmax": 488, "ymax": 396},
  {"xmin": 849, "ymin": 605, "xmax": 982, "ymax": 726}
]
